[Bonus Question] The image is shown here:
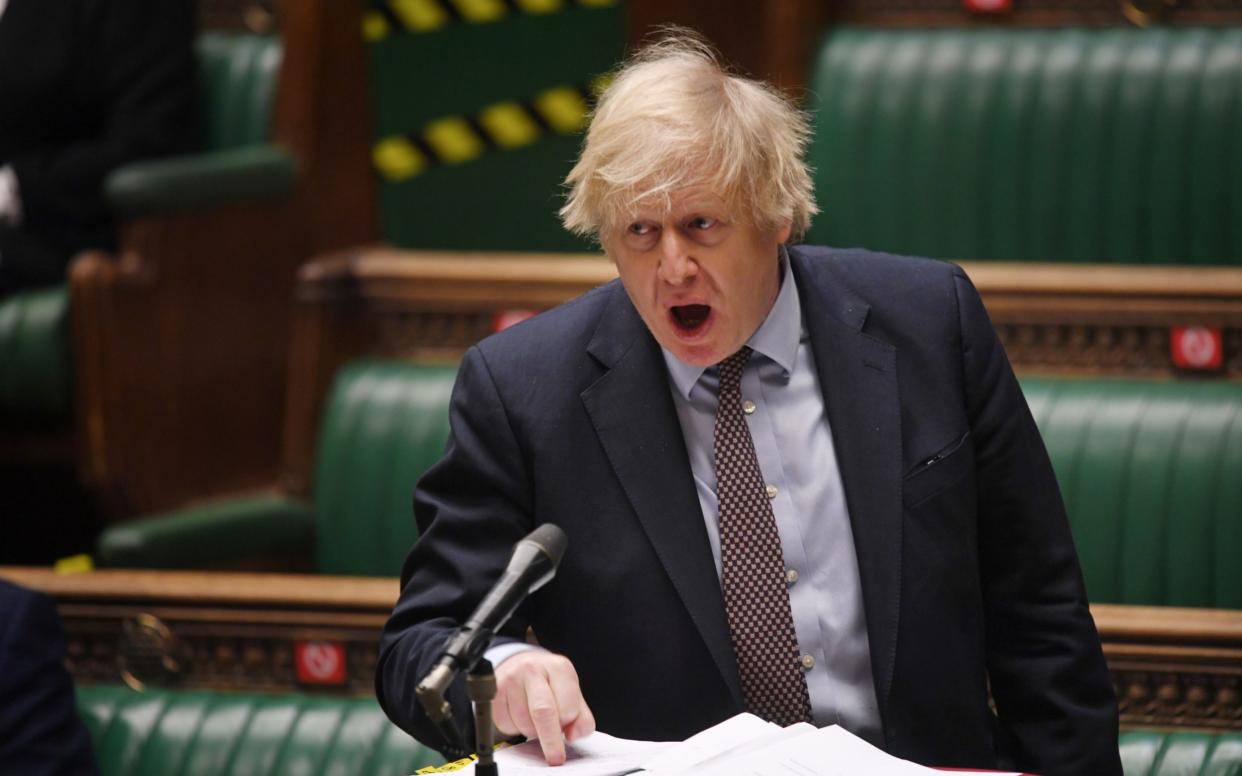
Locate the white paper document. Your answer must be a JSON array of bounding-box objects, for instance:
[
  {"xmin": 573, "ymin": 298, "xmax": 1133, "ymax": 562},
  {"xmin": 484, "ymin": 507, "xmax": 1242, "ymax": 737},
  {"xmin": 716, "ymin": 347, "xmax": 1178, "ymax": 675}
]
[{"xmin": 442, "ymin": 713, "xmax": 1021, "ymax": 776}]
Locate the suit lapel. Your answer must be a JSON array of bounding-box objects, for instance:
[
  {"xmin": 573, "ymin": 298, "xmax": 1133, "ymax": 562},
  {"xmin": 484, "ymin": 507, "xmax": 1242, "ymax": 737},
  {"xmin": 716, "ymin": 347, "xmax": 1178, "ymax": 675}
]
[
  {"xmin": 790, "ymin": 249, "xmax": 903, "ymax": 718},
  {"xmin": 580, "ymin": 284, "xmax": 745, "ymax": 707}
]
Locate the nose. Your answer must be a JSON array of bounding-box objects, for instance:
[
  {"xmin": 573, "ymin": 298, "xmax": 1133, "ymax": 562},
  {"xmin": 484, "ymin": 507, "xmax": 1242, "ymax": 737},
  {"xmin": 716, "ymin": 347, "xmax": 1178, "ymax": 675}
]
[{"xmin": 656, "ymin": 229, "xmax": 698, "ymax": 285}]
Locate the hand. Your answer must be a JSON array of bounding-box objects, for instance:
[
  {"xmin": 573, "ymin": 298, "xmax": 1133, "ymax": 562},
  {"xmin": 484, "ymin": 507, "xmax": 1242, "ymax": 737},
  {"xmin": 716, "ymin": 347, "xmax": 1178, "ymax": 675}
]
[{"xmin": 494, "ymin": 650, "xmax": 596, "ymax": 765}]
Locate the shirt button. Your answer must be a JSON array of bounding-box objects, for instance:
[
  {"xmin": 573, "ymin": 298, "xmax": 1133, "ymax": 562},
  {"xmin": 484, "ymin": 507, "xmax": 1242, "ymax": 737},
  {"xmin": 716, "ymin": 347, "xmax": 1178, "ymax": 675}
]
[
  {"xmin": 786, "ymin": 568, "xmax": 799, "ymax": 584},
  {"xmin": 765, "ymin": 484, "xmax": 778, "ymax": 500},
  {"xmin": 742, "ymin": 399, "xmax": 756, "ymax": 415},
  {"xmin": 801, "ymin": 654, "xmax": 815, "ymax": 670}
]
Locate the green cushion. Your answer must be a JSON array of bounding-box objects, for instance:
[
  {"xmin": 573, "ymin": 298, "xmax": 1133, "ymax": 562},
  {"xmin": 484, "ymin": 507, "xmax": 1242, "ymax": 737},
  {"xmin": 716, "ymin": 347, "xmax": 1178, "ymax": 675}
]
[
  {"xmin": 76, "ymin": 685, "xmax": 443, "ymax": 776},
  {"xmin": 1121, "ymin": 730, "xmax": 1242, "ymax": 776},
  {"xmin": 197, "ymin": 32, "xmax": 282, "ymax": 151},
  {"xmin": 0, "ymin": 286, "xmax": 71, "ymax": 417},
  {"xmin": 105, "ymin": 146, "xmax": 297, "ymax": 219},
  {"xmin": 93, "ymin": 361, "xmax": 457, "ymax": 575},
  {"xmin": 1022, "ymin": 378, "xmax": 1242, "ymax": 607},
  {"xmin": 95, "ymin": 494, "xmax": 314, "ymax": 570},
  {"xmin": 806, "ymin": 27, "xmax": 1242, "ymax": 265},
  {"xmin": 312, "ymin": 360, "xmax": 457, "ymax": 576}
]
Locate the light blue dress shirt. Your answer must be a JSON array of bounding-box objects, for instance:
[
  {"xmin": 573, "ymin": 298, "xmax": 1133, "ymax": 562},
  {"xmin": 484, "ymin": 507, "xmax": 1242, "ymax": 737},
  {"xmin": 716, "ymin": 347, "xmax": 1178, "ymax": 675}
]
[{"xmin": 660, "ymin": 249, "xmax": 882, "ymax": 742}]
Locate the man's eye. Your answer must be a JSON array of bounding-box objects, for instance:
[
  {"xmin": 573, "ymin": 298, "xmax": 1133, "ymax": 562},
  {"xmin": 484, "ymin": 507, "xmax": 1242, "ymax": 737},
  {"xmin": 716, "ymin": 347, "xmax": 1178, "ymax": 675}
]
[
  {"xmin": 688, "ymin": 217, "xmax": 717, "ymax": 230},
  {"xmin": 629, "ymin": 222, "xmax": 653, "ymax": 235}
]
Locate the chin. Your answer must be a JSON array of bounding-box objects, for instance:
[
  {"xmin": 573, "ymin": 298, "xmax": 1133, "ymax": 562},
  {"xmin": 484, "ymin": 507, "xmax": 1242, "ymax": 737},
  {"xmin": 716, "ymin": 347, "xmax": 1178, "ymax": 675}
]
[{"xmin": 667, "ymin": 341, "xmax": 726, "ymax": 367}]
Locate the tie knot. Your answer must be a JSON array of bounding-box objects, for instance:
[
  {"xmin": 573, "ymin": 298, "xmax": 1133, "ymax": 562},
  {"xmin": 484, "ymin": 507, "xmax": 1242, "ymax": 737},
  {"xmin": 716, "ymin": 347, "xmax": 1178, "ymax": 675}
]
[{"xmin": 717, "ymin": 347, "xmax": 752, "ymax": 392}]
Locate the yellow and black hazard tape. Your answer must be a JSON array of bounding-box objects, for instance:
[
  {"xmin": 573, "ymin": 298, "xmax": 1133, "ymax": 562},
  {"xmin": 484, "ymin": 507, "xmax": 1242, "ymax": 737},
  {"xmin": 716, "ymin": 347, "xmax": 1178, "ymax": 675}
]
[
  {"xmin": 364, "ymin": 0, "xmax": 618, "ymax": 40},
  {"xmin": 373, "ymin": 75, "xmax": 612, "ymax": 182}
]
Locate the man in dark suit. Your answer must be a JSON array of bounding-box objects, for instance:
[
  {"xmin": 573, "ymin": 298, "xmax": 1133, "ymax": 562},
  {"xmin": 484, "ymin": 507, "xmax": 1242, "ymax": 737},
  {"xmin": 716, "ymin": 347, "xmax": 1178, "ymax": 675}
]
[
  {"xmin": 0, "ymin": 580, "xmax": 98, "ymax": 775},
  {"xmin": 377, "ymin": 34, "xmax": 1121, "ymax": 775}
]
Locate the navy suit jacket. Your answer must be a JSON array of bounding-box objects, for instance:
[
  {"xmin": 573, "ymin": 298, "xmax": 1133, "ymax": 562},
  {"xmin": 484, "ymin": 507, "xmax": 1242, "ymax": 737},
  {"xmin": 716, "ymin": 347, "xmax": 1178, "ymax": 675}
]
[
  {"xmin": 377, "ymin": 246, "xmax": 1121, "ymax": 775},
  {"xmin": 0, "ymin": 580, "xmax": 97, "ymax": 775}
]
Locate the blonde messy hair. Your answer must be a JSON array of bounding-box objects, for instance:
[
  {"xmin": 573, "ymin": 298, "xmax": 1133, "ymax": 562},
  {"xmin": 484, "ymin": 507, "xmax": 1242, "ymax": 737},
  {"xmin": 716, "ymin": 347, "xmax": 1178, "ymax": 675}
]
[{"xmin": 560, "ymin": 30, "xmax": 817, "ymax": 242}]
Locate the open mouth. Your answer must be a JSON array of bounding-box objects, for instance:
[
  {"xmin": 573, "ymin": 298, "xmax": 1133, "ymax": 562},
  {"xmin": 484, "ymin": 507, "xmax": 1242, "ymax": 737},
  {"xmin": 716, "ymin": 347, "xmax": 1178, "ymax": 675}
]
[{"xmin": 670, "ymin": 304, "xmax": 711, "ymax": 334}]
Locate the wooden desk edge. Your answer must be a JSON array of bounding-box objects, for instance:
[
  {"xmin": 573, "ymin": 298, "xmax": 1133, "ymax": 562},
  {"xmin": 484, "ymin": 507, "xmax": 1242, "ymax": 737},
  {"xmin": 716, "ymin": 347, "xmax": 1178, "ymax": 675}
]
[{"xmin": 4, "ymin": 568, "xmax": 1241, "ymax": 642}]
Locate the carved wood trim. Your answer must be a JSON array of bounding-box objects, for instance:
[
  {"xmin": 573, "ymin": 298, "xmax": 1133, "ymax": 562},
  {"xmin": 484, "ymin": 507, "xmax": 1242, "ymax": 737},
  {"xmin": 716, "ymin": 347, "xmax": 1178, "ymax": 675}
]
[
  {"xmin": 5, "ymin": 568, "xmax": 1242, "ymax": 731},
  {"xmin": 0, "ymin": 568, "xmax": 394, "ymax": 695},
  {"xmin": 830, "ymin": 0, "xmax": 1242, "ymax": 27},
  {"xmin": 1093, "ymin": 604, "xmax": 1242, "ymax": 731},
  {"xmin": 280, "ymin": 249, "xmax": 1242, "ymax": 494}
]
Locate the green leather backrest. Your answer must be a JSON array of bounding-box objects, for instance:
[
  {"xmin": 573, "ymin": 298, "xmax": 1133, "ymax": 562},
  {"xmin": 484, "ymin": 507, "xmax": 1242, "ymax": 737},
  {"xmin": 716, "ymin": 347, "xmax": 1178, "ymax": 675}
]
[
  {"xmin": 1121, "ymin": 730, "xmax": 1242, "ymax": 776},
  {"xmin": 0, "ymin": 286, "xmax": 71, "ymax": 417},
  {"xmin": 77, "ymin": 684, "xmax": 442, "ymax": 776},
  {"xmin": 312, "ymin": 360, "xmax": 457, "ymax": 576},
  {"xmin": 1021, "ymin": 378, "xmax": 1242, "ymax": 607},
  {"xmin": 197, "ymin": 32, "xmax": 281, "ymax": 150},
  {"xmin": 806, "ymin": 27, "xmax": 1242, "ymax": 265}
]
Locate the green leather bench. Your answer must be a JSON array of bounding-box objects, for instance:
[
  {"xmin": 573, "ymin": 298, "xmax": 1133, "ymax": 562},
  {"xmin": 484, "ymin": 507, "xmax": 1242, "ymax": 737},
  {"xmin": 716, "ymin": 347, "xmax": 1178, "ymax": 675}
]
[
  {"xmin": 77, "ymin": 685, "xmax": 441, "ymax": 776},
  {"xmin": 1022, "ymin": 377, "xmax": 1242, "ymax": 608},
  {"xmin": 805, "ymin": 27, "xmax": 1242, "ymax": 265},
  {"xmin": 0, "ymin": 31, "xmax": 293, "ymax": 427},
  {"xmin": 101, "ymin": 362, "xmax": 1241, "ymax": 611},
  {"xmin": 0, "ymin": 286, "xmax": 71, "ymax": 423},
  {"xmin": 99, "ymin": 361, "xmax": 1242, "ymax": 605},
  {"xmin": 97, "ymin": 360, "xmax": 456, "ymax": 576},
  {"xmin": 1120, "ymin": 730, "xmax": 1242, "ymax": 776},
  {"xmin": 72, "ymin": 684, "xmax": 1242, "ymax": 775}
]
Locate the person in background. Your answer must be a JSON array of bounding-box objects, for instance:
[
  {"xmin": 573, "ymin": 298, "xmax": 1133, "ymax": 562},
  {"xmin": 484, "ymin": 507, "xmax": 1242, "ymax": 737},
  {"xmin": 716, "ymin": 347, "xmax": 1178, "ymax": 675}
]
[
  {"xmin": 0, "ymin": 580, "xmax": 98, "ymax": 775},
  {"xmin": 0, "ymin": 0, "xmax": 198, "ymax": 296}
]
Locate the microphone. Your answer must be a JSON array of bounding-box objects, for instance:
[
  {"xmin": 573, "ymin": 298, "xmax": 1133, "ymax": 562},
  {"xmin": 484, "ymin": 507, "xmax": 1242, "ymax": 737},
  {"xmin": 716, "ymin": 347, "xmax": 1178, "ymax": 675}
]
[{"xmin": 416, "ymin": 524, "xmax": 569, "ymax": 747}]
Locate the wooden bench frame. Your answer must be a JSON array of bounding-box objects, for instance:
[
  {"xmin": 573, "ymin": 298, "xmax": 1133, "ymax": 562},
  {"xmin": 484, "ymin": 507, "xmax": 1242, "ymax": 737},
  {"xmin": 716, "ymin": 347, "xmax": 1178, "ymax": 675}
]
[
  {"xmin": 2, "ymin": 567, "xmax": 1239, "ymax": 732},
  {"xmin": 279, "ymin": 248, "xmax": 1242, "ymax": 495}
]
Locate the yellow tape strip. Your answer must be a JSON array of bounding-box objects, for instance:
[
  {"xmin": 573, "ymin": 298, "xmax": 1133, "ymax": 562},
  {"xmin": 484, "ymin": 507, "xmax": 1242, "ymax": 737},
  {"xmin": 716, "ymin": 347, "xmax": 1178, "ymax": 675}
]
[
  {"xmin": 367, "ymin": 0, "xmax": 617, "ymax": 39},
  {"xmin": 54, "ymin": 554, "xmax": 94, "ymax": 574},
  {"xmin": 414, "ymin": 754, "xmax": 477, "ymax": 773},
  {"xmin": 373, "ymin": 81, "xmax": 595, "ymax": 182}
]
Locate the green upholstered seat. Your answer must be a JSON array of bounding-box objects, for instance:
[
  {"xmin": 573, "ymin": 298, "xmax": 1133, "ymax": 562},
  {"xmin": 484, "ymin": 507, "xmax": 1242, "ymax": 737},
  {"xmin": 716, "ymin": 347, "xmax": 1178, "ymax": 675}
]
[
  {"xmin": 310, "ymin": 360, "xmax": 456, "ymax": 575},
  {"xmin": 1021, "ymin": 378, "xmax": 1242, "ymax": 608},
  {"xmin": 0, "ymin": 286, "xmax": 71, "ymax": 419},
  {"xmin": 197, "ymin": 33, "xmax": 281, "ymax": 150},
  {"xmin": 806, "ymin": 27, "xmax": 1242, "ymax": 265},
  {"xmin": 0, "ymin": 32, "xmax": 290, "ymax": 421},
  {"xmin": 73, "ymin": 688, "xmax": 1241, "ymax": 776},
  {"xmin": 96, "ymin": 360, "xmax": 457, "ymax": 576},
  {"xmin": 105, "ymin": 32, "xmax": 295, "ymax": 217},
  {"xmin": 1120, "ymin": 730, "xmax": 1242, "ymax": 776},
  {"xmin": 77, "ymin": 685, "xmax": 443, "ymax": 776}
]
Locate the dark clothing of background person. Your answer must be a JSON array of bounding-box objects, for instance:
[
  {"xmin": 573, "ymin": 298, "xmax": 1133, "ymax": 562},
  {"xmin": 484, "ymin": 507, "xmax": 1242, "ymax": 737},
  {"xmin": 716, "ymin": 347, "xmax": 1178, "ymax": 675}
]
[
  {"xmin": 0, "ymin": 580, "xmax": 98, "ymax": 775},
  {"xmin": 0, "ymin": 0, "xmax": 199, "ymax": 296}
]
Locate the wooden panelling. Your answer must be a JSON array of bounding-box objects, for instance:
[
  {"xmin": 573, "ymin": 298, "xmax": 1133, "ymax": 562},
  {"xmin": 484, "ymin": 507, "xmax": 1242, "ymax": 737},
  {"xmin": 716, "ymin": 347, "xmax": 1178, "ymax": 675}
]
[
  {"xmin": 626, "ymin": 0, "xmax": 832, "ymax": 94},
  {"xmin": 0, "ymin": 568, "xmax": 394, "ymax": 696},
  {"xmin": 1094, "ymin": 605, "xmax": 1242, "ymax": 731},
  {"xmin": 3, "ymin": 567, "xmax": 1239, "ymax": 730},
  {"xmin": 625, "ymin": 1, "xmax": 1242, "ymax": 96},
  {"xmin": 281, "ymin": 249, "xmax": 1242, "ymax": 495},
  {"xmin": 830, "ymin": 0, "xmax": 1242, "ymax": 27},
  {"xmin": 72, "ymin": 0, "xmax": 379, "ymax": 520}
]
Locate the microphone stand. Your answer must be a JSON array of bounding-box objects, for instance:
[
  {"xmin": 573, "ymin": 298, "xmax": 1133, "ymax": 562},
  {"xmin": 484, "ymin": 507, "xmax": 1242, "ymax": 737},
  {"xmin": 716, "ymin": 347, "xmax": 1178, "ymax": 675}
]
[
  {"xmin": 416, "ymin": 524, "xmax": 569, "ymax": 774},
  {"xmin": 416, "ymin": 653, "xmax": 501, "ymax": 774},
  {"xmin": 468, "ymin": 658, "xmax": 499, "ymax": 776}
]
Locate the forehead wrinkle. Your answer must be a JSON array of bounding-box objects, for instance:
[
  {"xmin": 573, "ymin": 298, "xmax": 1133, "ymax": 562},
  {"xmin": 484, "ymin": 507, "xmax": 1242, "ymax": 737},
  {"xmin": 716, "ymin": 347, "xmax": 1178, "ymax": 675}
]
[{"xmin": 620, "ymin": 185, "xmax": 733, "ymax": 227}]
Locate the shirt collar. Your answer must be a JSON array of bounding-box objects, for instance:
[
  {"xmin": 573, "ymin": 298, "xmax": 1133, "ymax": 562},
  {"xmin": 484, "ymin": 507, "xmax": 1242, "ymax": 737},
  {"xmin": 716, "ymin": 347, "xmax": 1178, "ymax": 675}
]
[{"xmin": 662, "ymin": 246, "xmax": 803, "ymax": 399}]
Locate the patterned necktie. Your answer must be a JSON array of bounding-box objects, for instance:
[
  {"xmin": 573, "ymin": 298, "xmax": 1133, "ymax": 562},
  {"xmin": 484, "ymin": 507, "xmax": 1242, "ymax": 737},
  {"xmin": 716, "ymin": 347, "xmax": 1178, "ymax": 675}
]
[{"xmin": 713, "ymin": 347, "xmax": 812, "ymax": 726}]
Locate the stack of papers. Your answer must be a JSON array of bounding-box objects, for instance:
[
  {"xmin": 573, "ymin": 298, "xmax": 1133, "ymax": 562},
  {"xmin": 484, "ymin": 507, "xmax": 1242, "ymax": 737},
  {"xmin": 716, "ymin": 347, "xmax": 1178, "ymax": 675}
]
[{"xmin": 442, "ymin": 713, "xmax": 1020, "ymax": 775}]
